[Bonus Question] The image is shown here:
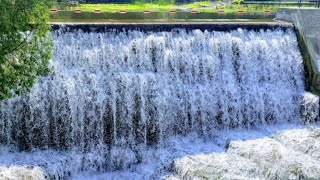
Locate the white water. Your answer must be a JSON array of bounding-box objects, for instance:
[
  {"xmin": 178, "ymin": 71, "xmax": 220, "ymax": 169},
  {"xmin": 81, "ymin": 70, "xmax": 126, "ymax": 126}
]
[{"xmin": 0, "ymin": 28, "xmax": 316, "ymax": 179}]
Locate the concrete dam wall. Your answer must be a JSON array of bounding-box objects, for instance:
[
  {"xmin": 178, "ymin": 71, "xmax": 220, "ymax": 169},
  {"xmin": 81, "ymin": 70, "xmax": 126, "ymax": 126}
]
[{"xmin": 276, "ymin": 8, "xmax": 320, "ymax": 94}]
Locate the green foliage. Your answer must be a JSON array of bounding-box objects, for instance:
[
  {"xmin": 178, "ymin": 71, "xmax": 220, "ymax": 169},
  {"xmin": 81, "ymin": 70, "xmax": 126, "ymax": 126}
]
[
  {"xmin": 232, "ymin": 0, "xmax": 244, "ymax": 5},
  {"xmin": 157, "ymin": 0, "xmax": 169, "ymax": 5},
  {"xmin": 134, "ymin": 0, "xmax": 145, "ymax": 5},
  {"xmin": 0, "ymin": 0, "xmax": 54, "ymax": 100}
]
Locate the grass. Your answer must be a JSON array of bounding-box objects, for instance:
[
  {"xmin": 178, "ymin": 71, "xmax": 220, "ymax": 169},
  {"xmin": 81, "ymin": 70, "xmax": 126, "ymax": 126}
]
[
  {"xmin": 50, "ymin": 1, "xmax": 317, "ymax": 21},
  {"xmin": 55, "ymin": 2, "xmax": 283, "ymax": 13}
]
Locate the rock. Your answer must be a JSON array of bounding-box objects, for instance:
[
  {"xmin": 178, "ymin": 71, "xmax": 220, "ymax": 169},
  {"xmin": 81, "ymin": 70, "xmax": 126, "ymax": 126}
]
[
  {"xmin": 169, "ymin": 127, "xmax": 320, "ymax": 180},
  {"xmin": 228, "ymin": 137, "xmax": 320, "ymax": 179},
  {"xmin": 0, "ymin": 166, "xmax": 45, "ymax": 180},
  {"xmin": 170, "ymin": 153, "xmax": 263, "ymax": 179},
  {"xmin": 273, "ymin": 127, "xmax": 320, "ymax": 161},
  {"xmin": 301, "ymin": 92, "xmax": 319, "ymax": 123}
]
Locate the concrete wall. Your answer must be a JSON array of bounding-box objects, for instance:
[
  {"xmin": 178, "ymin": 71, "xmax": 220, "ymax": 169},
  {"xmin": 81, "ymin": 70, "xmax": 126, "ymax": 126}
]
[
  {"xmin": 276, "ymin": 8, "xmax": 320, "ymax": 94},
  {"xmin": 50, "ymin": 11, "xmax": 275, "ymax": 21}
]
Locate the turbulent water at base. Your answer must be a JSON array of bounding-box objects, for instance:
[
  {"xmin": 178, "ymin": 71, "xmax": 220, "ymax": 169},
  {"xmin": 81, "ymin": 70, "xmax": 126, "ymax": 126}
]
[{"xmin": 0, "ymin": 28, "xmax": 308, "ymax": 179}]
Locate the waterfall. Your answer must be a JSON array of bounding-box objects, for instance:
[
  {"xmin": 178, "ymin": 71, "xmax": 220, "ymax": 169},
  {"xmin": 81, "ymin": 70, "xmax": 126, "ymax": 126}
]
[{"xmin": 0, "ymin": 28, "xmax": 312, "ymax": 179}]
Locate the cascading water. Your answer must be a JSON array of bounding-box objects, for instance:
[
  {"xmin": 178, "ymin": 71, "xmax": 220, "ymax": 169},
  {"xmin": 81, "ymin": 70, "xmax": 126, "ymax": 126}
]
[{"xmin": 0, "ymin": 28, "xmax": 316, "ymax": 179}]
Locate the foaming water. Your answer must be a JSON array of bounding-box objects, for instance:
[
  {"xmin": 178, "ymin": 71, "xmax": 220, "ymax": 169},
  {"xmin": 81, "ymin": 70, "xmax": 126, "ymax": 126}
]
[{"xmin": 0, "ymin": 28, "xmax": 310, "ymax": 179}]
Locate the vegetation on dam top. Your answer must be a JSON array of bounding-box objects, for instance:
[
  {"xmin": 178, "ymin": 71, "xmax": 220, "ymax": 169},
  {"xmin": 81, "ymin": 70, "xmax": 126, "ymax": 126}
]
[
  {"xmin": 55, "ymin": 0, "xmax": 314, "ymax": 13},
  {"xmin": 50, "ymin": 1, "xmax": 319, "ymax": 21},
  {"xmin": 56, "ymin": 2, "xmax": 280, "ymax": 13}
]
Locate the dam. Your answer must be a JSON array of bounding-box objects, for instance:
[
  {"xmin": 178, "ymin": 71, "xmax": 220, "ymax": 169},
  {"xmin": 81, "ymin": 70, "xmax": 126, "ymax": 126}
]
[{"xmin": 0, "ymin": 21, "xmax": 319, "ymax": 179}]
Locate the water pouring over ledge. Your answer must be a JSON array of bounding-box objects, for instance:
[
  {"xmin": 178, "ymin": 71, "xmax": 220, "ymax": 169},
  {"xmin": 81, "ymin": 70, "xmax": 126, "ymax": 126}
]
[{"xmin": 0, "ymin": 28, "xmax": 318, "ymax": 179}]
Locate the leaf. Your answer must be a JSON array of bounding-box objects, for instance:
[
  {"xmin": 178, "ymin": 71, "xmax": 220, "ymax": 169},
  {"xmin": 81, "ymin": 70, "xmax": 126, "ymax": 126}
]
[{"xmin": 0, "ymin": 0, "xmax": 54, "ymax": 100}]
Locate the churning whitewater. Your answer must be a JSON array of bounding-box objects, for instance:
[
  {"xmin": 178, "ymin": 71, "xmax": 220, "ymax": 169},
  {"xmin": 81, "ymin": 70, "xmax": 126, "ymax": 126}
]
[{"xmin": 0, "ymin": 28, "xmax": 315, "ymax": 179}]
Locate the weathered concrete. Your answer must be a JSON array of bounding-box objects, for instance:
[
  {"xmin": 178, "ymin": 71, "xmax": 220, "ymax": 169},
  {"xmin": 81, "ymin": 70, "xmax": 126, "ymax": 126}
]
[
  {"xmin": 276, "ymin": 8, "xmax": 320, "ymax": 94},
  {"xmin": 50, "ymin": 11, "xmax": 275, "ymax": 21}
]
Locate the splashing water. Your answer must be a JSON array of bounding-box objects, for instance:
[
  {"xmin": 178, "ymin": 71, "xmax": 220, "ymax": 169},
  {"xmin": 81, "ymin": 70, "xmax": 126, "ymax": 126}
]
[{"xmin": 0, "ymin": 28, "xmax": 313, "ymax": 179}]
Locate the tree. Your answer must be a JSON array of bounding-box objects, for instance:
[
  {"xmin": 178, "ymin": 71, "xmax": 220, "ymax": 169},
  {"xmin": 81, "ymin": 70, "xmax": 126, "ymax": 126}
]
[{"xmin": 0, "ymin": 0, "xmax": 54, "ymax": 100}]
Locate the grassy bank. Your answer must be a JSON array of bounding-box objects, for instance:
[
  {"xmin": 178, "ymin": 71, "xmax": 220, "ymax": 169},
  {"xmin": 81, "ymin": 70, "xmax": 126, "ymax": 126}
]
[
  {"xmin": 50, "ymin": 2, "xmax": 317, "ymax": 21},
  {"xmin": 54, "ymin": 1, "xmax": 318, "ymax": 12},
  {"xmin": 55, "ymin": 2, "xmax": 282, "ymax": 13}
]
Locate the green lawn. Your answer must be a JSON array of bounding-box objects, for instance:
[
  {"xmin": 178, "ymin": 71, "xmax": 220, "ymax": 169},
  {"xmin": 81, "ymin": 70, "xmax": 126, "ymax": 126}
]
[{"xmin": 55, "ymin": 2, "xmax": 282, "ymax": 14}]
